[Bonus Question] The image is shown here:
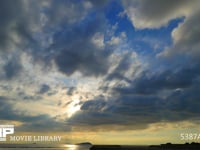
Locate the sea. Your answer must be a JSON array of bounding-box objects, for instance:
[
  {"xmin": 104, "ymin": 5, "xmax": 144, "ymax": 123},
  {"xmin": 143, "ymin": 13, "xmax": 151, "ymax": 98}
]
[
  {"xmin": 0, "ymin": 144, "xmax": 91, "ymax": 150},
  {"xmin": 0, "ymin": 144, "xmax": 151, "ymax": 150}
]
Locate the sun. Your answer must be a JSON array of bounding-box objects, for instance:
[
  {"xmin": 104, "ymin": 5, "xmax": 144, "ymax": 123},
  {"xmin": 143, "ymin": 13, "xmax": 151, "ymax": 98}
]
[{"xmin": 67, "ymin": 99, "xmax": 81, "ymax": 117}]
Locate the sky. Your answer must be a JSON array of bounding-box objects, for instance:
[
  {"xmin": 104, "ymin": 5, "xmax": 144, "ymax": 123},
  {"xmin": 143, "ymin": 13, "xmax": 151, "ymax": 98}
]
[{"xmin": 0, "ymin": 0, "xmax": 200, "ymax": 145}]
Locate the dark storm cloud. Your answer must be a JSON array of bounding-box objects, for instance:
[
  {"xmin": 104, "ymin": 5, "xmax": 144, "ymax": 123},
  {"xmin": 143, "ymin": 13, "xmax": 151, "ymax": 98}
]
[
  {"xmin": 3, "ymin": 56, "xmax": 22, "ymax": 80},
  {"xmin": 0, "ymin": 0, "xmax": 41, "ymax": 50},
  {"xmin": 68, "ymin": 111, "xmax": 131, "ymax": 126},
  {"xmin": 0, "ymin": 96, "xmax": 8, "ymax": 101},
  {"xmin": 166, "ymin": 84, "xmax": 200, "ymax": 114},
  {"xmin": 81, "ymin": 99, "xmax": 107, "ymax": 112},
  {"xmin": 51, "ymin": 15, "xmax": 112, "ymax": 76},
  {"xmin": 68, "ymin": 95, "xmax": 161, "ymax": 128},
  {"xmin": 69, "ymin": 83, "xmax": 200, "ymax": 129},
  {"xmin": 0, "ymin": 84, "xmax": 13, "ymax": 91},
  {"xmin": 18, "ymin": 91, "xmax": 42, "ymax": 101},
  {"xmin": 6, "ymin": 0, "xmax": 112, "ymax": 77},
  {"xmin": 0, "ymin": 0, "xmax": 23, "ymax": 49},
  {"xmin": 67, "ymin": 87, "xmax": 76, "ymax": 96},
  {"xmin": 113, "ymin": 63, "xmax": 200, "ymax": 95},
  {"xmin": 67, "ymin": 98, "xmax": 149, "ymax": 129},
  {"xmin": 37, "ymin": 84, "xmax": 50, "ymax": 94},
  {"xmin": 17, "ymin": 114, "xmax": 70, "ymax": 132},
  {"xmin": 68, "ymin": 61, "xmax": 200, "ymax": 130},
  {"xmin": 0, "ymin": 95, "xmax": 24, "ymax": 120},
  {"xmin": 0, "ymin": 0, "xmax": 42, "ymax": 81}
]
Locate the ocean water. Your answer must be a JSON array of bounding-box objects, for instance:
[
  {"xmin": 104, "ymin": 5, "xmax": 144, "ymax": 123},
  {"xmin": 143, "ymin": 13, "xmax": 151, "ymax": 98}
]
[
  {"xmin": 0, "ymin": 144, "xmax": 151, "ymax": 150},
  {"xmin": 0, "ymin": 144, "xmax": 90, "ymax": 150}
]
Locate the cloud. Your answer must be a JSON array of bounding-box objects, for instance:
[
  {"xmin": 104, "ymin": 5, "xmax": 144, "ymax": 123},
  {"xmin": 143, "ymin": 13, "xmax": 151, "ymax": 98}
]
[
  {"xmin": 0, "ymin": 95, "xmax": 67, "ymax": 132},
  {"xmin": 0, "ymin": 0, "xmax": 23, "ymax": 49},
  {"xmin": 5, "ymin": 0, "xmax": 111, "ymax": 77},
  {"xmin": 81, "ymin": 98, "xmax": 107, "ymax": 112},
  {"xmin": 46, "ymin": 0, "xmax": 93, "ymax": 25},
  {"xmin": 0, "ymin": 0, "xmax": 44, "ymax": 51},
  {"xmin": 166, "ymin": 84, "xmax": 200, "ymax": 115},
  {"xmin": 0, "ymin": 0, "xmax": 199, "ymax": 134},
  {"xmin": 113, "ymin": 63, "xmax": 200, "ymax": 95},
  {"xmin": 67, "ymin": 87, "xmax": 76, "ymax": 96},
  {"xmin": 18, "ymin": 91, "xmax": 42, "ymax": 101},
  {"xmin": 106, "ymin": 51, "xmax": 140, "ymax": 83},
  {"xmin": 67, "ymin": 95, "xmax": 160, "ymax": 130},
  {"xmin": 0, "ymin": 0, "xmax": 126, "ymax": 79},
  {"xmin": 159, "ymin": 10, "xmax": 200, "ymax": 58},
  {"xmin": 68, "ymin": 82, "xmax": 200, "ymax": 130},
  {"xmin": 0, "ymin": 96, "xmax": 12, "ymax": 115},
  {"xmin": 17, "ymin": 114, "xmax": 70, "ymax": 132},
  {"xmin": 122, "ymin": 0, "xmax": 198, "ymax": 29},
  {"xmin": 122, "ymin": 0, "xmax": 200, "ymax": 59},
  {"xmin": 3, "ymin": 55, "xmax": 22, "ymax": 80},
  {"xmin": 68, "ymin": 60, "xmax": 200, "ymax": 130},
  {"xmin": 0, "ymin": 95, "xmax": 25, "ymax": 120},
  {"xmin": 51, "ymin": 15, "xmax": 112, "ymax": 76},
  {"xmin": 91, "ymin": 32, "xmax": 105, "ymax": 49},
  {"xmin": 37, "ymin": 84, "xmax": 50, "ymax": 94}
]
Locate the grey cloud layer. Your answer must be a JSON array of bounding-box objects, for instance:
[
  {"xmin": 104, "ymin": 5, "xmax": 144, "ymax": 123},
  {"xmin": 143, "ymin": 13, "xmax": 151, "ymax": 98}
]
[
  {"xmin": 0, "ymin": 0, "xmax": 112, "ymax": 77},
  {"xmin": 160, "ymin": 9, "xmax": 200, "ymax": 58},
  {"xmin": 69, "ymin": 75, "xmax": 200, "ymax": 130},
  {"xmin": 0, "ymin": 0, "xmax": 43, "ymax": 50},
  {"xmin": 123, "ymin": 0, "xmax": 198, "ymax": 29},
  {"xmin": 3, "ymin": 55, "xmax": 22, "ymax": 80}
]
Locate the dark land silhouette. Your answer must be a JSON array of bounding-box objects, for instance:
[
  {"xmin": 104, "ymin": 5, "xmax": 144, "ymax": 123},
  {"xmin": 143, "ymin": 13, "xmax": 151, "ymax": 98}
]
[
  {"xmin": 150, "ymin": 142, "xmax": 200, "ymax": 150},
  {"xmin": 90, "ymin": 142, "xmax": 200, "ymax": 150},
  {"xmin": 76, "ymin": 142, "xmax": 93, "ymax": 145}
]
